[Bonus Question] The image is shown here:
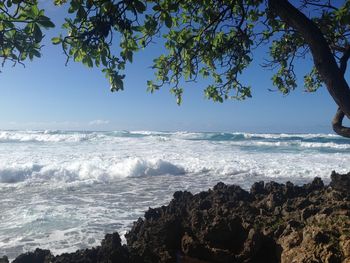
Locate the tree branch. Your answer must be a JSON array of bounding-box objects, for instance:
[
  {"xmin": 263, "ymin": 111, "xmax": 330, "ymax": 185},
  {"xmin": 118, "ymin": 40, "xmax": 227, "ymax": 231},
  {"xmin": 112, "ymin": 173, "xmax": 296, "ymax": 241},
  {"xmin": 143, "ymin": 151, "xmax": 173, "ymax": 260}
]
[
  {"xmin": 301, "ymin": 0, "xmax": 338, "ymax": 11},
  {"xmin": 340, "ymin": 46, "xmax": 350, "ymax": 75},
  {"xmin": 332, "ymin": 107, "xmax": 350, "ymax": 138},
  {"xmin": 268, "ymin": 0, "xmax": 350, "ymax": 138},
  {"xmin": 332, "ymin": 46, "xmax": 350, "ymax": 136}
]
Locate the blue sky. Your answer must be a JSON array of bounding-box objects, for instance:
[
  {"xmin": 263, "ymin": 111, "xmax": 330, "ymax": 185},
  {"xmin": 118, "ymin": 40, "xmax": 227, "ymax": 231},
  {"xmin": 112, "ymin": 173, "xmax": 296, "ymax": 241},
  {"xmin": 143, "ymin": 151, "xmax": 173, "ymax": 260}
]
[{"xmin": 0, "ymin": 2, "xmax": 343, "ymax": 133}]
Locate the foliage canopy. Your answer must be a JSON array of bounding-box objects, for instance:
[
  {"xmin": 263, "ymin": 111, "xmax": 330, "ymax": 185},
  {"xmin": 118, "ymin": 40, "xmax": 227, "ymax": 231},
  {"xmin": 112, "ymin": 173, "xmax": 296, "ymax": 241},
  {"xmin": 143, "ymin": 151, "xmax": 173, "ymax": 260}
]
[{"xmin": 1, "ymin": 0, "xmax": 350, "ymax": 136}]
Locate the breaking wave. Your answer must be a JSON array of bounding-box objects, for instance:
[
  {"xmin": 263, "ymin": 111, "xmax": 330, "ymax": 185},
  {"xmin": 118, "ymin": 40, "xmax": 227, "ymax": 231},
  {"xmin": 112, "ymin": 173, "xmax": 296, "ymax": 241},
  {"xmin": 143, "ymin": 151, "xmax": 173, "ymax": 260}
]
[
  {"xmin": 0, "ymin": 158, "xmax": 186, "ymax": 185},
  {"xmin": 1, "ymin": 129, "xmax": 349, "ymax": 260},
  {"xmin": 0, "ymin": 130, "xmax": 348, "ymax": 188},
  {"xmin": 0, "ymin": 130, "xmax": 348, "ymax": 147}
]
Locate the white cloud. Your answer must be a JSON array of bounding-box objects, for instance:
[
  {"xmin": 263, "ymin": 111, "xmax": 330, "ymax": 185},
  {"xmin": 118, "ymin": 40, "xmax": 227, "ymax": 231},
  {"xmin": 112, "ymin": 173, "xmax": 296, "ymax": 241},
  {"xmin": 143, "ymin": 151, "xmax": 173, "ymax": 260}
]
[
  {"xmin": 3, "ymin": 121, "xmax": 81, "ymax": 130},
  {"xmin": 88, "ymin": 119, "xmax": 110, "ymax": 126},
  {"xmin": 1, "ymin": 120, "xmax": 112, "ymax": 130}
]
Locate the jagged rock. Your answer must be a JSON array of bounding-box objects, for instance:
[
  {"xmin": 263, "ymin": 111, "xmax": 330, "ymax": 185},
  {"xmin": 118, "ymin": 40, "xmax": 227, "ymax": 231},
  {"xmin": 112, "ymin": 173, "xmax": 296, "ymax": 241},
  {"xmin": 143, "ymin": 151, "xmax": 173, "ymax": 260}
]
[
  {"xmin": 250, "ymin": 181, "xmax": 266, "ymax": 196},
  {"xmin": 6, "ymin": 171, "xmax": 350, "ymax": 263},
  {"xmin": 0, "ymin": 256, "xmax": 9, "ymax": 263},
  {"xmin": 304, "ymin": 177, "xmax": 324, "ymax": 192},
  {"xmin": 127, "ymin": 182, "xmax": 278, "ymax": 262},
  {"xmin": 53, "ymin": 232, "xmax": 129, "ymax": 263},
  {"xmin": 330, "ymin": 171, "xmax": 350, "ymax": 193},
  {"xmin": 126, "ymin": 172, "xmax": 349, "ymax": 262},
  {"xmin": 12, "ymin": 249, "xmax": 52, "ymax": 263},
  {"xmin": 340, "ymin": 235, "xmax": 350, "ymax": 258}
]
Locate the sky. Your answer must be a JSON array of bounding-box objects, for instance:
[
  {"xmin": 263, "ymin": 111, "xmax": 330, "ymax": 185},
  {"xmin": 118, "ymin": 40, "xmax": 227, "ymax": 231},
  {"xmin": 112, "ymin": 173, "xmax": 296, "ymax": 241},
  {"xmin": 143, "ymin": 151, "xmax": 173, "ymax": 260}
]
[{"xmin": 0, "ymin": 2, "xmax": 344, "ymax": 133}]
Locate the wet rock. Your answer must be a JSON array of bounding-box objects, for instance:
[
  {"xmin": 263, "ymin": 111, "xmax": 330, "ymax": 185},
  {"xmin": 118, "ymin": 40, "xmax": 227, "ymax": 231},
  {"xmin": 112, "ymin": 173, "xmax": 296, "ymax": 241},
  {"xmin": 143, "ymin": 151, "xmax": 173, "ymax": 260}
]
[
  {"xmin": 239, "ymin": 228, "xmax": 263, "ymax": 259},
  {"xmin": 330, "ymin": 171, "xmax": 350, "ymax": 193},
  {"xmin": 98, "ymin": 233, "xmax": 129, "ymax": 262},
  {"xmin": 304, "ymin": 177, "xmax": 324, "ymax": 192},
  {"xmin": 265, "ymin": 192, "xmax": 285, "ymax": 210},
  {"xmin": 0, "ymin": 256, "xmax": 8, "ymax": 263},
  {"xmin": 181, "ymin": 233, "xmax": 211, "ymax": 260},
  {"xmin": 205, "ymin": 216, "xmax": 246, "ymax": 249},
  {"xmin": 250, "ymin": 181, "xmax": 266, "ymax": 196},
  {"xmin": 53, "ymin": 232, "xmax": 128, "ymax": 263},
  {"xmin": 301, "ymin": 206, "xmax": 319, "ymax": 221},
  {"xmin": 313, "ymin": 231, "xmax": 329, "ymax": 244},
  {"xmin": 12, "ymin": 249, "xmax": 52, "ymax": 263},
  {"xmin": 283, "ymin": 181, "xmax": 296, "ymax": 198}
]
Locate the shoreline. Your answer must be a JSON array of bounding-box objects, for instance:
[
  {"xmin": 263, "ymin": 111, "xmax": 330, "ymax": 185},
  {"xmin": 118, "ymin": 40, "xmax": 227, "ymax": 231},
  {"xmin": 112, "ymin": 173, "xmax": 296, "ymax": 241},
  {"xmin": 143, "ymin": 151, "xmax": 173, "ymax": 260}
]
[{"xmin": 2, "ymin": 171, "xmax": 349, "ymax": 263}]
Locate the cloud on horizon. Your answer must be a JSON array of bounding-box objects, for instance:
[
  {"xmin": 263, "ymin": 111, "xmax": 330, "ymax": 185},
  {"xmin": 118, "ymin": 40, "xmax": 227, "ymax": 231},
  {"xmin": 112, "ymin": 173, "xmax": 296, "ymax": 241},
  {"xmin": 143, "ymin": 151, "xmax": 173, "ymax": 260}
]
[
  {"xmin": 2, "ymin": 119, "xmax": 111, "ymax": 130},
  {"xmin": 88, "ymin": 119, "xmax": 110, "ymax": 126}
]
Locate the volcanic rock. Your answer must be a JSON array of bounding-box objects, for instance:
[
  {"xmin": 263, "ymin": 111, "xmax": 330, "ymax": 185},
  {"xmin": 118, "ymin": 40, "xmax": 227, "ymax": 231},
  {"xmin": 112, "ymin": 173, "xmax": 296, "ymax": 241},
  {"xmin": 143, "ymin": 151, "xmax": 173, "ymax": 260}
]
[{"xmin": 6, "ymin": 171, "xmax": 350, "ymax": 263}]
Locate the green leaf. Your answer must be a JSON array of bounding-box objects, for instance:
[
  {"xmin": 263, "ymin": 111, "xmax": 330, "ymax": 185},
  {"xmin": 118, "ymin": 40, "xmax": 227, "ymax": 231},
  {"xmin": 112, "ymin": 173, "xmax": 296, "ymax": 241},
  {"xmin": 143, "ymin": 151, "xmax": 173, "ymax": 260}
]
[
  {"xmin": 77, "ymin": 7, "xmax": 87, "ymax": 20},
  {"xmin": 51, "ymin": 37, "xmax": 62, "ymax": 44},
  {"xmin": 68, "ymin": 6, "xmax": 76, "ymax": 13},
  {"xmin": 101, "ymin": 55, "xmax": 108, "ymax": 67},
  {"xmin": 152, "ymin": 5, "xmax": 161, "ymax": 11},
  {"xmin": 169, "ymin": 3, "xmax": 179, "ymax": 11},
  {"xmin": 126, "ymin": 51, "xmax": 133, "ymax": 63},
  {"xmin": 82, "ymin": 56, "xmax": 93, "ymax": 68},
  {"xmin": 30, "ymin": 5, "xmax": 40, "ymax": 17},
  {"xmin": 86, "ymin": 57, "xmax": 93, "ymax": 67},
  {"xmin": 32, "ymin": 49, "xmax": 41, "ymax": 58},
  {"xmin": 20, "ymin": 52, "xmax": 27, "ymax": 61},
  {"xmin": 164, "ymin": 13, "xmax": 172, "ymax": 28},
  {"xmin": 33, "ymin": 24, "xmax": 43, "ymax": 42},
  {"xmin": 134, "ymin": 1, "xmax": 146, "ymax": 13},
  {"xmin": 38, "ymin": 17, "xmax": 55, "ymax": 28}
]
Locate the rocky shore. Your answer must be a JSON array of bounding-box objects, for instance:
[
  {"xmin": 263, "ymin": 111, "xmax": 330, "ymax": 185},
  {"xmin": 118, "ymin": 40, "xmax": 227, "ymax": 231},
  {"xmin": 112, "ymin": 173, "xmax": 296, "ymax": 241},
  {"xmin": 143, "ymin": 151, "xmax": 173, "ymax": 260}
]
[{"xmin": 1, "ymin": 171, "xmax": 349, "ymax": 263}]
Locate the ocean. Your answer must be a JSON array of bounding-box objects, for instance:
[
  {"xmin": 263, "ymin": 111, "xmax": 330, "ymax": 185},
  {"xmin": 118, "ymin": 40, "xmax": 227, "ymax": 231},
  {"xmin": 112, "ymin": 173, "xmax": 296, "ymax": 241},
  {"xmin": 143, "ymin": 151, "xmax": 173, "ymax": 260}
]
[{"xmin": 0, "ymin": 130, "xmax": 349, "ymax": 259}]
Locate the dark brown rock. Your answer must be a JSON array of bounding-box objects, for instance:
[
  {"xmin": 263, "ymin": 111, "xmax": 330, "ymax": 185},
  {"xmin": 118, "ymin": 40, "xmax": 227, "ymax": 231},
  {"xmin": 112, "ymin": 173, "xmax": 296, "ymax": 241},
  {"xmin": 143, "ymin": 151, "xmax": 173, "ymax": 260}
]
[
  {"xmin": 301, "ymin": 206, "xmax": 319, "ymax": 221},
  {"xmin": 304, "ymin": 177, "xmax": 324, "ymax": 192},
  {"xmin": 250, "ymin": 181, "xmax": 266, "ymax": 196},
  {"xmin": 6, "ymin": 172, "xmax": 350, "ymax": 263},
  {"xmin": 330, "ymin": 171, "xmax": 350, "ymax": 193},
  {"xmin": 53, "ymin": 232, "xmax": 128, "ymax": 263},
  {"xmin": 12, "ymin": 249, "xmax": 52, "ymax": 263}
]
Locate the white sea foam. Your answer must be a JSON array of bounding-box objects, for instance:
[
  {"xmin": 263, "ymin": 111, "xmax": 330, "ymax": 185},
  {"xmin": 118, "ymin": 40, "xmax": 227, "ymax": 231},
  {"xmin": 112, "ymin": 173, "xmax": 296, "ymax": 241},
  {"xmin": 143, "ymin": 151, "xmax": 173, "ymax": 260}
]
[
  {"xmin": 234, "ymin": 140, "xmax": 350, "ymax": 149},
  {"xmin": 0, "ymin": 158, "xmax": 186, "ymax": 186},
  {"xmin": 0, "ymin": 164, "xmax": 42, "ymax": 183},
  {"xmin": 241, "ymin": 132, "xmax": 340, "ymax": 140},
  {"xmin": 0, "ymin": 131, "xmax": 98, "ymax": 143},
  {"xmin": 0, "ymin": 130, "xmax": 348, "ymax": 187},
  {"xmin": 299, "ymin": 142, "xmax": 350, "ymax": 149},
  {"xmin": 109, "ymin": 158, "xmax": 185, "ymax": 177},
  {"xmin": 0, "ymin": 130, "xmax": 346, "ymax": 144},
  {"xmin": 0, "ymin": 130, "xmax": 349, "ymax": 260}
]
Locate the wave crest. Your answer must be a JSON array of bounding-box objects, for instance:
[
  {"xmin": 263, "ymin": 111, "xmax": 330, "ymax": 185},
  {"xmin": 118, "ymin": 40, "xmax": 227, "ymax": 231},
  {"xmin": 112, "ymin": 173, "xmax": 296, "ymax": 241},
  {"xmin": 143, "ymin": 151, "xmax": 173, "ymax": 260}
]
[
  {"xmin": 0, "ymin": 158, "xmax": 186, "ymax": 185},
  {"xmin": 110, "ymin": 158, "xmax": 185, "ymax": 177},
  {"xmin": 0, "ymin": 164, "xmax": 42, "ymax": 183}
]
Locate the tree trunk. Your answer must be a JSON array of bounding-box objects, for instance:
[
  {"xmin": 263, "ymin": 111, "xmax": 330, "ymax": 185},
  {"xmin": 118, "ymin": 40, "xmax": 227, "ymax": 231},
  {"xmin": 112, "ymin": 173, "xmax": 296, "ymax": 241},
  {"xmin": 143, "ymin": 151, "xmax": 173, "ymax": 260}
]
[
  {"xmin": 268, "ymin": 0, "xmax": 350, "ymax": 138},
  {"xmin": 332, "ymin": 107, "xmax": 350, "ymax": 138}
]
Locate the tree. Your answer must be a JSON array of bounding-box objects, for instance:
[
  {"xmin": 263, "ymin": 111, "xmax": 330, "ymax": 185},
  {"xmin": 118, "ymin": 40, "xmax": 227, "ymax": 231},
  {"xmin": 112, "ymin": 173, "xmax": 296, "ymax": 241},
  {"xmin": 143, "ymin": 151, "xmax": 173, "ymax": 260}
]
[{"xmin": 1, "ymin": 0, "xmax": 350, "ymax": 137}]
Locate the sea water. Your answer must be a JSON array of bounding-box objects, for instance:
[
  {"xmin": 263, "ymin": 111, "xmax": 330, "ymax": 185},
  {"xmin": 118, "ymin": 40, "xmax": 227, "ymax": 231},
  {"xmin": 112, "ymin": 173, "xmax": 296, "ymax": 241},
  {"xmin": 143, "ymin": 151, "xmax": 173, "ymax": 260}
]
[{"xmin": 0, "ymin": 130, "xmax": 349, "ymax": 259}]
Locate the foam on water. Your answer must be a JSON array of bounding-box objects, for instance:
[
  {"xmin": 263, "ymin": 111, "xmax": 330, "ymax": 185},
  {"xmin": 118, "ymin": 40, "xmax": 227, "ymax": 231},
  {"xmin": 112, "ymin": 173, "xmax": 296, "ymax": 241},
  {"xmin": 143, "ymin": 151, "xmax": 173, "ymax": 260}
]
[
  {"xmin": 0, "ymin": 130, "xmax": 349, "ymax": 259},
  {"xmin": 0, "ymin": 159, "xmax": 186, "ymax": 185}
]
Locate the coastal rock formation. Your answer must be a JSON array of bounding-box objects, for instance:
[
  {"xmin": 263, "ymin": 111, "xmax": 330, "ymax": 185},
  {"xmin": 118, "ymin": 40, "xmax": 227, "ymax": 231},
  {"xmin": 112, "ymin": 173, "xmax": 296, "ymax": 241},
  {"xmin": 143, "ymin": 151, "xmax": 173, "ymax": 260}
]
[
  {"xmin": 12, "ymin": 249, "xmax": 52, "ymax": 263},
  {"xmin": 4, "ymin": 171, "xmax": 350, "ymax": 263},
  {"xmin": 126, "ymin": 173, "xmax": 350, "ymax": 263},
  {"xmin": 11, "ymin": 233, "xmax": 129, "ymax": 263}
]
